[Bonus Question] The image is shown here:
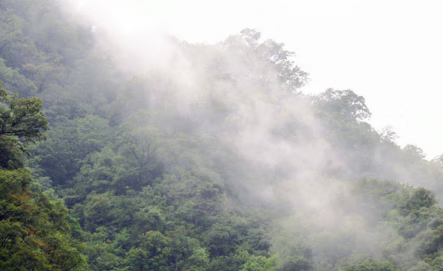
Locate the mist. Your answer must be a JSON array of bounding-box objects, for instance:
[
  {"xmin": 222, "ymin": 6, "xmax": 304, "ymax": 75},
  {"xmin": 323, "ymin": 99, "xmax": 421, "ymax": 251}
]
[
  {"xmin": 2, "ymin": 0, "xmax": 443, "ymax": 270},
  {"xmin": 65, "ymin": 0, "xmax": 443, "ymax": 269},
  {"xmin": 60, "ymin": 1, "xmax": 433, "ymax": 269}
]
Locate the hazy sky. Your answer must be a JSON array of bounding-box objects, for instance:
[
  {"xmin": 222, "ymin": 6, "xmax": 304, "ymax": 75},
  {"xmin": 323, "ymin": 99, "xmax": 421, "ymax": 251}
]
[{"xmin": 77, "ymin": 0, "xmax": 443, "ymax": 158}]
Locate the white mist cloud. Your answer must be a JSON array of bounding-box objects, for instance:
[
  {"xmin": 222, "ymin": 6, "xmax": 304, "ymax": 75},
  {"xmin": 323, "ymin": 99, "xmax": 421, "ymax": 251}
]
[
  {"xmin": 67, "ymin": 0, "xmax": 443, "ymax": 158},
  {"xmin": 60, "ymin": 0, "xmax": 441, "ymax": 267}
]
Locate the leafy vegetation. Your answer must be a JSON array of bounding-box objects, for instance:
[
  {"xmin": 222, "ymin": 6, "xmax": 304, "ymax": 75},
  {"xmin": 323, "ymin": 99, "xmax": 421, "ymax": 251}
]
[{"xmin": 2, "ymin": 1, "xmax": 443, "ymax": 270}]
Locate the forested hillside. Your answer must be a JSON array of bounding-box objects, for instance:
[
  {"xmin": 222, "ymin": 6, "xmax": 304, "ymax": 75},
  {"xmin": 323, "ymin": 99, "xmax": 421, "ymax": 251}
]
[{"xmin": 2, "ymin": 1, "xmax": 443, "ymax": 270}]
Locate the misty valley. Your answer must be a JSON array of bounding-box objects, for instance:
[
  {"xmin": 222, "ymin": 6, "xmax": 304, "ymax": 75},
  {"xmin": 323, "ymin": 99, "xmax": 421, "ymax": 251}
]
[{"xmin": 2, "ymin": 1, "xmax": 443, "ymax": 270}]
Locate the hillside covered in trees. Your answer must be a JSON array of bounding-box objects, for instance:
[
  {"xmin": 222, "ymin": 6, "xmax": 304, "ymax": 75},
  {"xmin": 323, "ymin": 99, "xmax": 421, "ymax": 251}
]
[{"xmin": 2, "ymin": 1, "xmax": 443, "ymax": 270}]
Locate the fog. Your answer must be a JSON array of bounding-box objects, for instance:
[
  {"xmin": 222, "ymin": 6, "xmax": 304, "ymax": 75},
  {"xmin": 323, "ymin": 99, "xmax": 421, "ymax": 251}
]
[
  {"xmin": 67, "ymin": 0, "xmax": 443, "ymax": 159},
  {"xmin": 52, "ymin": 0, "xmax": 443, "ymax": 269}
]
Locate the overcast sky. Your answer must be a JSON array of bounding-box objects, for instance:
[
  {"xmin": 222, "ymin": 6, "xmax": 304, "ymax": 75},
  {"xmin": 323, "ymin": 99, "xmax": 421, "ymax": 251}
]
[{"xmin": 77, "ymin": 0, "xmax": 443, "ymax": 158}]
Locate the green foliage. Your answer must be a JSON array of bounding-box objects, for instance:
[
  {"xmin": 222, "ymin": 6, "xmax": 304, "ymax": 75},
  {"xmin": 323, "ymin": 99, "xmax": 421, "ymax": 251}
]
[
  {"xmin": 35, "ymin": 115, "xmax": 111, "ymax": 185},
  {"xmin": 271, "ymin": 218, "xmax": 313, "ymax": 271},
  {"xmin": 4, "ymin": 1, "xmax": 443, "ymax": 270},
  {"xmin": 0, "ymin": 168, "xmax": 88, "ymax": 270},
  {"xmin": 0, "ymin": 80, "xmax": 87, "ymax": 269},
  {"xmin": 242, "ymin": 255, "xmax": 275, "ymax": 271},
  {"xmin": 0, "ymin": 83, "xmax": 48, "ymax": 142},
  {"xmin": 0, "ymin": 82, "xmax": 47, "ymax": 169},
  {"xmin": 344, "ymin": 259, "xmax": 396, "ymax": 271},
  {"xmin": 83, "ymin": 193, "xmax": 114, "ymax": 231},
  {"xmin": 315, "ymin": 89, "xmax": 371, "ymax": 123},
  {"xmin": 398, "ymin": 188, "xmax": 438, "ymax": 215},
  {"xmin": 222, "ymin": 28, "xmax": 308, "ymax": 92}
]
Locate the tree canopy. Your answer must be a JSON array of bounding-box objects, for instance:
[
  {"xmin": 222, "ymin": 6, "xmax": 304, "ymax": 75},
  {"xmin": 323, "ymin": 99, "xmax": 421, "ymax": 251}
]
[{"xmin": 2, "ymin": 1, "xmax": 443, "ymax": 270}]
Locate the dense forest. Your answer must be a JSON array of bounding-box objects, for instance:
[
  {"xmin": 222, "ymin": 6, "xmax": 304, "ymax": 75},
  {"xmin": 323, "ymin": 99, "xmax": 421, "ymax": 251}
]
[{"xmin": 2, "ymin": 0, "xmax": 443, "ymax": 270}]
